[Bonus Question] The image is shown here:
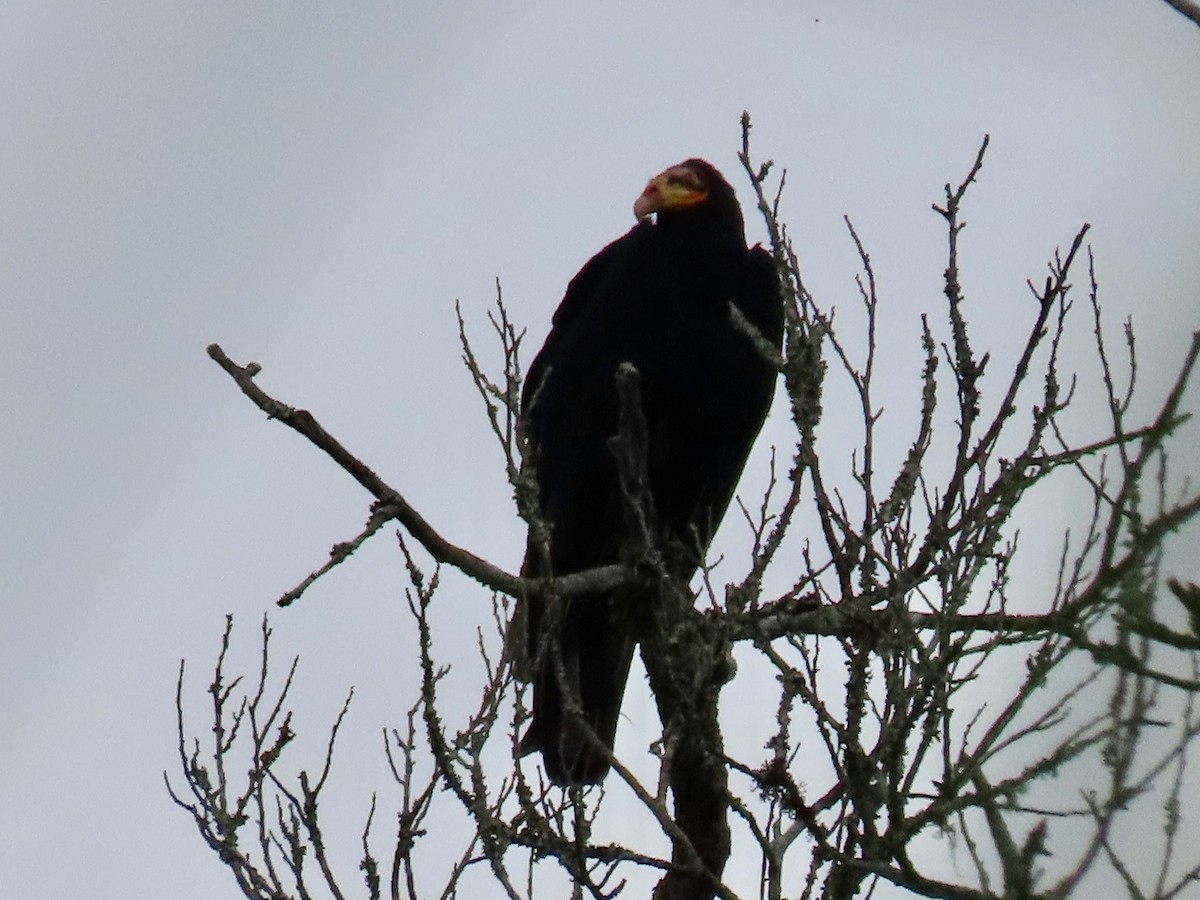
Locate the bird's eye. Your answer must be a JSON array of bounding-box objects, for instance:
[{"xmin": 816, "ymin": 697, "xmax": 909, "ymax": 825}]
[{"xmin": 667, "ymin": 172, "xmax": 704, "ymax": 191}]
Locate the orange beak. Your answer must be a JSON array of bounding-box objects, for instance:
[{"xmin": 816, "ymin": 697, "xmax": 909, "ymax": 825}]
[{"xmin": 633, "ymin": 177, "xmax": 662, "ymax": 220}]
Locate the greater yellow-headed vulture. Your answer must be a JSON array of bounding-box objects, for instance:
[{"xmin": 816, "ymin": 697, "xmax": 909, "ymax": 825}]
[{"xmin": 515, "ymin": 158, "xmax": 783, "ymax": 785}]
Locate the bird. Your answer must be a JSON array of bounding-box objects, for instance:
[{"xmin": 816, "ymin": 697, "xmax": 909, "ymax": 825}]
[{"xmin": 513, "ymin": 158, "xmax": 783, "ymax": 786}]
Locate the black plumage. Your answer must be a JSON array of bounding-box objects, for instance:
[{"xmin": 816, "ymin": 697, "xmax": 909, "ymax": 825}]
[{"xmin": 514, "ymin": 158, "xmax": 783, "ymax": 785}]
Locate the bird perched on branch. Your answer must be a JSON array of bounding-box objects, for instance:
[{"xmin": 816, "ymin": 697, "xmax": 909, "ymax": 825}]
[{"xmin": 514, "ymin": 158, "xmax": 783, "ymax": 785}]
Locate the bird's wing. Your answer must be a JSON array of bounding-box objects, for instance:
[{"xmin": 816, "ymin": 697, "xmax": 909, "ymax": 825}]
[{"xmin": 521, "ymin": 224, "xmax": 647, "ymax": 418}]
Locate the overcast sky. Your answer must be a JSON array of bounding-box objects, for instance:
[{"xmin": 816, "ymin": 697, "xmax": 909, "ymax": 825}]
[{"xmin": 2, "ymin": 2, "xmax": 1198, "ymax": 898}]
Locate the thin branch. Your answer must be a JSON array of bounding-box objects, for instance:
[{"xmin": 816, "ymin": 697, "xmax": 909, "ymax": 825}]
[
  {"xmin": 209, "ymin": 342, "xmax": 630, "ymax": 604},
  {"xmin": 1162, "ymin": 0, "xmax": 1200, "ymax": 29}
]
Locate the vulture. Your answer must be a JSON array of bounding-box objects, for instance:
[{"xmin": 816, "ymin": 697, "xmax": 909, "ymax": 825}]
[{"xmin": 514, "ymin": 158, "xmax": 783, "ymax": 785}]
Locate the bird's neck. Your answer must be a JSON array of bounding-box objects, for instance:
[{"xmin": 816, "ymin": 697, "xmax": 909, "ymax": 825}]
[{"xmin": 654, "ymin": 214, "xmax": 746, "ymax": 252}]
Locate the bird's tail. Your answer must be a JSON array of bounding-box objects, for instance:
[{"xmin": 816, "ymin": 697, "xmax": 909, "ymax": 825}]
[{"xmin": 517, "ymin": 591, "xmax": 637, "ymax": 786}]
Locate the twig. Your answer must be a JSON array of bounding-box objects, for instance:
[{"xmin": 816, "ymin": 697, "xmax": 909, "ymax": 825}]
[{"xmin": 208, "ymin": 343, "xmax": 630, "ymax": 605}]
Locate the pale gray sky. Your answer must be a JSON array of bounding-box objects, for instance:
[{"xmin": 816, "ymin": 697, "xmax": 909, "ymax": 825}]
[{"xmin": 2, "ymin": 2, "xmax": 1198, "ymax": 898}]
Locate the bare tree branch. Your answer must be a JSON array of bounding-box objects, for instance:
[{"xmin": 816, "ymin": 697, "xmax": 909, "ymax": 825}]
[
  {"xmin": 1162, "ymin": 0, "xmax": 1200, "ymax": 29},
  {"xmin": 182, "ymin": 121, "xmax": 1200, "ymax": 900}
]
